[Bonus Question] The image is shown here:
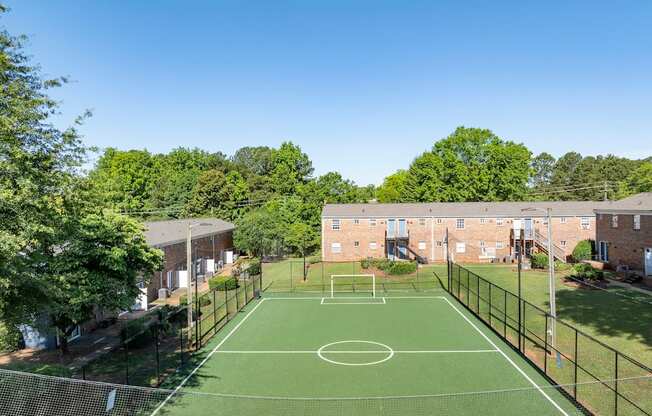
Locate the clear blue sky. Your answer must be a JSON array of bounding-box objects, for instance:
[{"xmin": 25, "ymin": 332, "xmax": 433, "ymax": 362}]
[{"xmin": 4, "ymin": 0, "xmax": 651, "ymax": 185}]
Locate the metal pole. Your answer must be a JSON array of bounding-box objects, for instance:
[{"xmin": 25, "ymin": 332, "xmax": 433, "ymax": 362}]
[
  {"xmin": 194, "ymin": 246, "xmax": 199, "ymax": 350},
  {"xmin": 518, "ymin": 228, "xmax": 523, "ymax": 352},
  {"xmin": 546, "ymin": 208, "xmax": 557, "ymax": 348},
  {"xmin": 186, "ymin": 225, "xmax": 193, "ymax": 342}
]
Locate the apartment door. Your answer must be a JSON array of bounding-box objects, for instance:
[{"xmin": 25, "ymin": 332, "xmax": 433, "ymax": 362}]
[
  {"xmin": 398, "ymin": 241, "xmax": 408, "ymax": 259},
  {"xmin": 387, "ymin": 241, "xmax": 396, "ymax": 260},
  {"xmin": 599, "ymin": 241, "xmax": 609, "ymax": 262},
  {"xmin": 645, "ymin": 248, "xmax": 652, "ymax": 276}
]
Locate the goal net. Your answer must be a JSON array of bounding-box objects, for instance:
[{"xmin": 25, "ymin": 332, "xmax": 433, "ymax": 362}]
[{"xmin": 330, "ymin": 274, "xmax": 376, "ymax": 298}]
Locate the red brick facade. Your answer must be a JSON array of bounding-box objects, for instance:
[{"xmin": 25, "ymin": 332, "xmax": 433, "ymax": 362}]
[
  {"xmin": 146, "ymin": 231, "xmax": 234, "ymax": 303},
  {"xmin": 322, "ymin": 215, "xmax": 596, "ymax": 263},
  {"xmin": 595, "ymin": 212, "xmax": 652, "ymax": 276}
]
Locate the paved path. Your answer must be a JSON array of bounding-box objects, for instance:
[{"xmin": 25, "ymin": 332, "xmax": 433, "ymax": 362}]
[{"xmin": 606, "ymin": 278, "xmax": 652, "ymax": 295}]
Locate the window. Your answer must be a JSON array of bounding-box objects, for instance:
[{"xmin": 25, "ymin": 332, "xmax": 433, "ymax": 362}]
[
  {"xmin": 612, "ymin": 215, "xmax": 618, "ymax": 229},
  {"xmin": 480, "ymin": 218, "xmax": 488, "ymax": 224},
  {"xmin": 496, "ymin": 242, "xmax": 505, "ymax": 249},
  {"xmin": 331, "ymin": 242, "xmax": 341, "ymax": 253},
  {"xmin": 353, "ymin": 219, "xmax": 360, "ymax": 225},
  {"xmin": 419, "ymin": 218, "xmax": 426, "ymax": 226},
  {"xmin": 418, "ymin": 241, "xmax": 426, "ymax": 250},
  {"xmin": 369, "ymin": 219, "xmax": 376, "ymax": 227},
  {"xmin": 456, "ymin": 219, "xmax": 465, "ymax": 229},
  {"xmin": 496, "ymin": 218, "xmax": 504, "ymax": 226},
  {"xmin": 354, "ymin": 241, "xmax": 360, "ymax": 247},
  {"xmin": 436, "ymin": 241, "xmax": 443, "ymax": 247},
  {"xmin": 560, "ymin": 217, "xmax": 567, "ymax": 224},
  {"xmin": 456, "ymin": 242, "xmax": 466, "ymax": 253},
  {"xmin": 559, "ymin": 240, "xmax": 567, "ymax": 247},
  {"xmin": 542, "ymin": 218, "xmax": 548, "ymax": 225},
  {"xmin": 581, "ymin": 217, "xmax": 590, "ymax": 230},
  {"xmin": 436, "ymin": 218, "xmax": 443, "ymax": 224},
  {"xmin": 369, "ymin": 241, "xmax": 377, "ymax": 250},
  {"xmin": 479, "ymin": 240, "xmax": 485, "ymax": 247},
  {"xmin": 599, "ymin": 241, "xmax": 609, "ymax": 262},
  {"xmin": 634, "ymin": 215, "xmax": 641, "ymax": 230},
  {"xmin": 331, "ymin": 219, "xmax": 340, "ymax": 231}
]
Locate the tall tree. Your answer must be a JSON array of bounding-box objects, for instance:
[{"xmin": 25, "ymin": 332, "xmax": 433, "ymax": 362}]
[
  {"xmin": 231, "ymin": 146, "xmax": 274, "ymax": 176},
  {"xmin": 620, "ymin": 162, "xmax": 652, "ymax": 196},
  {"xmin": 376, "ymin": 170, "xmax": 410, "ymax": 203},
  {"xmin": 184, "ymin": 169, "xmax": 250, "ymax": 220},
  {"xmin": 269, "ymin": 142, "xmax": 314, "ymax": 195}
]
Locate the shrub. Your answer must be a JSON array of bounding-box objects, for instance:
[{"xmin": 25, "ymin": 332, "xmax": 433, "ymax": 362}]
[
  {"xmin": 0, "ymin": 323, "xmax": 23, "ymax": 353},
  {"xmin": 387, "ymin": 261, "xmax": 417, "ymax": 275},
  {"xmin": 571, "ymin": 263, "xmax": 604, "ymax": 281},
  {"xmin": 572, "ymin": 240, "xmax": 594, "ymax": 262},
  {"xmin": 554, "ymin": 260, "xmax": 571, "ymax": 272},
  {"xmin": 208, "ymin": 275, "xmax": 238, "ymax": 291},
  {"xmin": 245, "ymin": 259, "xmax": 261, "ymax": 276},
  {"xmin": 179, "ymin": 293, "xmax": 213, "ymax": 306},
  {"xmin": 530, "ymin": 253, "xmax": 549, "ymax": 269},
  {"xmin": 360, "ymin": 258, "xmax": 391, "ymax": 271}
]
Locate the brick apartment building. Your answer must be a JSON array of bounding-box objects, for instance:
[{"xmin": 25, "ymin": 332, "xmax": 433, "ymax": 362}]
[
  {"xmin": 142, "ymin": 218, "xmax": 235, "ymax": 306},
  {"xmin": 321, "ymin": 201, "xmax": 609, "ymax": 263},
  {"xmin": 595, "ymin": 193, "xmax": 652, "ymax": 282}
]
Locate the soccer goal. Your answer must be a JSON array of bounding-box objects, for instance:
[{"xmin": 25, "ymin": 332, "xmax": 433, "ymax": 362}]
[{"xmin": 330, "ymin": 274, "xmax": 376, "ymax": 298}]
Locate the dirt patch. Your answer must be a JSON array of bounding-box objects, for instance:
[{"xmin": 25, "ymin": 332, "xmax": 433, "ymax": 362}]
[{"xmin": 562, "ymin": 278, "xmax": 608, "ymax": 290}]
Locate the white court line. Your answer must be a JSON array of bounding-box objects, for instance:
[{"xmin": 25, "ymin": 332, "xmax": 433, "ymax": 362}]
[
  {"xmin": 214, "ymin": 349, "xmax": 499, "ymax": 354},
  {"xmin": 321, "ymin": 297, "xmax": 386, "ymax": 305},
  {"xmin": 150, "ymin": 298, "xmax": 267, "ymax": 416},
  {"xmin": 440, "ymin": 297, "xmax": 569, "ymax": 416},
  {"xmin": 268, "ymin": 296, "xmax": 445, "ymax": 300}
]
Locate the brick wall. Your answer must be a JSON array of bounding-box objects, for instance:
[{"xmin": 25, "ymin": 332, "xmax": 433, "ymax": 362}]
[
  {"xmin": 596, "ymin": 213, "xmax": 652, "ymax": 273},
  {"xmin": 322, "ymin": 216, "xmax": 596, "ymax": 263},
  {"xmin": 146, "ymin": 231, "xmax": 234, "ymax": 303}
]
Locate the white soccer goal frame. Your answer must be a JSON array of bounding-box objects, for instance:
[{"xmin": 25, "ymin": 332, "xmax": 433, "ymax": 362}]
[{"xmin": 330, "ymin": 274, "xmax": 376, "ymax": 298}]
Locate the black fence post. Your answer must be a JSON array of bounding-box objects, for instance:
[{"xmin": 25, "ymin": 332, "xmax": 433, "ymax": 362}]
[
  {"xmin": 614, "ymin": 351, "xmax": 619, "ymax": 416},
  {"xmin": 574, "ymin": 330, "xmax": 578, "ymax": 400},
  {"xmin": 488, "ymin": 284, "xmax": 492, "ymax": 326},
  {"xmin": 503, "ymin": 291, "xmax": 507, "ymax": 338},
  {"xmin": 155, "ymin": 322, "xmax": 160, "ymax": 385},
  {"xmin": 225, "ymin": 286, "xmax": 230, "ymax": 322},
  {"xmin": 236, "ymin": 285, "xmax": 240, "ymax": 311},
  {"xmin": 124, "ymin": 340, "xmax": 130, "ymax": 385},
  {"xmin": 544, "ymin": 316, "xmax": 549, "ymax": 374},
  {"xmin": 82, "ymin": 365, "xmax": 86, "ymax": 381},
  {"xmin": 475, "ymin": 274, "xmax": 480, "ymax": 313},
  {"xmin": 466, "ymin": 269, "xmax": 470, "ymax": 306},
  {"xmin": 180, "ymin": 318, "xmax": 184, "ymax": 367},
  {"xmin": 521, "ymin": 302, "xmax": 526, "ymax": 353}
]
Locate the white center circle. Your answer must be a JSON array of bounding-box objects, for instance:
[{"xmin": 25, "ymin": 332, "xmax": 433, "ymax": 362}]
[{"xmin": 317, "ymin": 340, "xmax": 395, "ymax": 366}]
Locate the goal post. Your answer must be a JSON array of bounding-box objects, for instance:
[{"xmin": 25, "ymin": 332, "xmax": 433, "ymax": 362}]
[{"xmin": 330, "ymin": 274, "xmax": 376, "ymax": 298}]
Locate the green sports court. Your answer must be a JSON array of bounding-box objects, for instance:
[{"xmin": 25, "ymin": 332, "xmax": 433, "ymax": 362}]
[{"xmin": 150, "ymin": 290, "xmax": 583, "ymax": 416}]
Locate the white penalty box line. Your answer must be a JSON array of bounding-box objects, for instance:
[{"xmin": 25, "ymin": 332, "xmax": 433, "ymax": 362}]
[{"xmin": 321, "ymin": 297, "xmax": 386, "ymax": 305}]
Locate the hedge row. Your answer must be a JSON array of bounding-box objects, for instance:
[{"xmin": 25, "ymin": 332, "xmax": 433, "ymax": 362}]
[{"xmin": 360, "ymin": 258, "xmax": 417, "ymax": 275}]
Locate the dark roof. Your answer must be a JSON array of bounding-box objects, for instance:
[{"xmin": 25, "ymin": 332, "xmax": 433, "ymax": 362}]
[
  {"xmin": 595, "ymin": 193, "xmax": 652, "ymax": 214},
  {"xmin": 143, "ymin": 218, "xmax": 235, "ymax": 247},
  {"xmin": 322, "ymin": 201, "xmax": 610, "ymax": 218}
]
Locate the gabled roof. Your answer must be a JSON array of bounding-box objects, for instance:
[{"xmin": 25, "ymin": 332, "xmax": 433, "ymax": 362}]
[
  {"xmin": 143, "ymin": 218, "xmax": 235, "ymax": 247},
  {"xmin": 322, "ymin": 201, "xmax": 610, "ymax": 218},
  {"xmin": 595, "ymin": 193, "xmax": 652, "ymax": 214}
]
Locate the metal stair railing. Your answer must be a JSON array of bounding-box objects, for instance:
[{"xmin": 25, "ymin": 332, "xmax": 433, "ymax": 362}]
[{"xmin": 534, "ymin": 230, "xmax": 567, "ymax": 262}]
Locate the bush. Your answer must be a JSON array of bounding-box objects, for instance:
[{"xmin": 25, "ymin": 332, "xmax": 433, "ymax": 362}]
[
  {"xmin": 208, "ymin": 275, "xmax": 238, "ymax": 291},
  {"xmin": 554, "ymin": 260, "xmax": 571, "ymax": 272},
  {"xmin": 530, "ymin": 253, "xmax": 549, "ymax": 269},
  {"xmin": 572, "ymin": 240, "xmax": 594, "ymax": 262},
  {"xmin": 360, "ymin": 258, "xmax": 391, "ymax": 271},
  {"xmin": 0, "ymin": 323, "xmax": 23, "ymax": 352},
  {"xmin": 387, "ymin": 261, "xmax": 417, "ymax": 275},
  {"xmin": 179, "ymin": 293, "xmax": 213, "ymax": 306},
  {"xmin": 571, "ymin": 263, "xmax": 604, "ymax": 281},
  {"xmin": 245, "ymin": 259, "xmax": 261, "ymax": 276}
]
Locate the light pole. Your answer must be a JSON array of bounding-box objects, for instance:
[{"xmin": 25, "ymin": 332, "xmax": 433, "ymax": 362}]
[
  {"xmin": 186, "ymin": 222, "xmax": 212, "ymax": 349},
  {"xmin": 522, "ymin": 207, "xmax": 556, "ymax": 348}
]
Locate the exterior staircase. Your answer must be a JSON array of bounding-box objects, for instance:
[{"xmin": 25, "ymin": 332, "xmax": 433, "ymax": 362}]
[{"xmin": 533, "ymin": 230, "xmax": 567, "ymax": 262}]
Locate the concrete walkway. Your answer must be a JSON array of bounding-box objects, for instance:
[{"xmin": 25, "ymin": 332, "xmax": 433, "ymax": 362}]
[{"xmin": 606, "ymin": 278, "xmax": 652, "ymax": 295}]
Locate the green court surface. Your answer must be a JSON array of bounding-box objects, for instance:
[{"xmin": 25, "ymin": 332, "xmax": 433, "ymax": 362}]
[{"xmin": 152, "ymin": 292, "xmax": 583, "ymax": 416}]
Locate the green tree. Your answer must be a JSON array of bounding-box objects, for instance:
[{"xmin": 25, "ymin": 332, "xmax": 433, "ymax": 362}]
[
  {"xmin": 530, "ymin": 153, "xmax": 556, "ymax": 193},
  {"xmin": 43, "ymin": 211, "xmax": 163, "ymax": 354},
  {"xmin": 620, "ymin": 162, "xmax": 652, "ymax": 196},
  {"xmin": 233, "ymin": 208, "xmax": 286, "ymax": 257},
  {"xmin": 231, "ymin": 146, "xmax": 274, "ymax": 176},
  {"xmin": 377, "ymin": 170, "xmax": 410, "ymax": 202},
  {"xmin": 269, "ymin": 142, "xmax": 314, "ymax": 195},
  {"xmin": 402, "ymin": 127, "xmax": 532, "ymax": 202},
  {"xmin": 184, "ymin": 169, "xmax": 250, "ymax": 220}
]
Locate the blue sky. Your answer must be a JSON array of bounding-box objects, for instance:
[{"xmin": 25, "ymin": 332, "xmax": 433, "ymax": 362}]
[{"xmin": 4, "ymin": 1, "xmax": 652, "ymax": 185}]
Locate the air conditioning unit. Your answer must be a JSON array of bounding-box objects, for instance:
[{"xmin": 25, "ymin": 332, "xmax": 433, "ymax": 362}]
[{"xmin": 158, "ymin": 288, "xmax": 169, "ymax": 300}]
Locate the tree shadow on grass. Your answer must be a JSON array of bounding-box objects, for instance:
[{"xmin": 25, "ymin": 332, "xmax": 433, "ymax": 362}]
[{"xmin": 555, "ymin": 286, "xmax": 652, "ymax": 366}]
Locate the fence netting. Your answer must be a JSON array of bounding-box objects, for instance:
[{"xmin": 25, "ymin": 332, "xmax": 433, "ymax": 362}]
[
  {"xmin": 449, "ymin": 262, "xmax": 652, "ymax": 416},
  {"xmin": 2, "ymin": 367, "xmax": 651, "ymax": 416}
]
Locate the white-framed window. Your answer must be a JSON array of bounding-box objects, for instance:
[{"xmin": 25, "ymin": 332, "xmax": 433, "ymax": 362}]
[
  {"xmin": 354, "ymin": 241, "xmax": 360, "ymax": 247},
  {"xmin": 612, "ymin": 215, "xmax": 618, "ymax": 228},
  {"xmin": 581, "ymin": 217, "xmax": 590, "ymax": 230},
  {"xmin": 496, "ymin": 242, "xmax": 505, "ymax": 249},
  {"xmin": 560, "ymin": 217, "xmax": 567, "ymax": 224},
  {"xmin": 560, "ymin": 240, "xmax": 567, "ymax": 247},
  {"xmin": 418, "ymin": 241, "xmax": 426, "ymax": 250},
  {"xmin": 496, "ymin": 218, "xmax": 504, "ymax": 226},
  {"xmin": 369, "ymin": 219, "xmax": 376, "ymax": 227},
  {"xmin": 479, "ymin": 240, "xmax": 485, "ymax": 247},
  {"xmin": 436, "ymin": 218, "xmax": 443, "ymax": 224},
  {"xmin": 331, "ymin": 242, "xmax": 341, "ymax": 253},
  {"xmin": 480, "ymin": 218, "xmax": 487, "ymax": 224},
  {"xmin": 456, "ymin": 219, "xmax": 465, "ymax": 229},
  {"xmin": 419, "ymin": 218, "xmax": 426, "ymax": 226},
  {"xmin": 331, "ymin": 219, "xmax": 340, "ymax": 231},
  {"xmin": 353, "ymin": 219, "xmax": 360, "ymax": 225},
  {"xmin": 456, "ymin": 242, "xmax": 466, "ymax": 253},
  {"xmin": 436, "ymin": 241, "xmax": 443, "ymax": 247},
  {"xmin": 369, "ymin": 241, "xmax": 377, "ymax": 250},
  {"xmin": 634, "ymin": 215, "xmax": 641, "ymax": 230}
]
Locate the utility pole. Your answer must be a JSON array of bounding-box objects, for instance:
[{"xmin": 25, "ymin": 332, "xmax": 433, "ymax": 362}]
[{"xmin": 603, "ymin": 181, "xmax": 609, "ymax": 201}]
